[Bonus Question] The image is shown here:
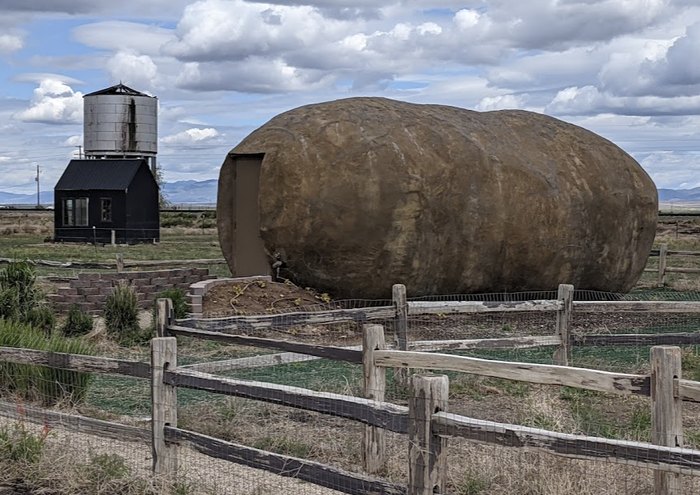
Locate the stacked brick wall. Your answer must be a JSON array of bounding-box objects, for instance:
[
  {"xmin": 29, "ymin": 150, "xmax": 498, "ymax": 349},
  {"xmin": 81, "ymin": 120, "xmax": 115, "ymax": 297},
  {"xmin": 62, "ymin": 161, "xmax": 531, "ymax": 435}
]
[{"xmin": 48, "ymin": 268, "xmax": 214, "ymax": 314}]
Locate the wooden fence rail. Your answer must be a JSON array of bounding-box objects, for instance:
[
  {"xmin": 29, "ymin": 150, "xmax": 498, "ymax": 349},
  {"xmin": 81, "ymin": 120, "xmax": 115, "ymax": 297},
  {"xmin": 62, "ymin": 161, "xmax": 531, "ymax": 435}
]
[
  {"xmin": 3, "ymin": 286, "xmax": 700, "ymax": 495},
  {"xmin": 2, "ymin": 331, "xmax": 700, "ymax": 495},
  {"xmin": 645, "ymin": 243, "xmax": 700, "ymax": 286}
]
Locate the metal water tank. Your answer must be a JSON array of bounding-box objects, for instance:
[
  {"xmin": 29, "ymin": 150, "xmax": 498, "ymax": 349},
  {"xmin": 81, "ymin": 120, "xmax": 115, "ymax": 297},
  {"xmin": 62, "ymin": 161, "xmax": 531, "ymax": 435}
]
[{"xmin": 83, "ymin": 83, "xmax": 157, "ymax": 164}]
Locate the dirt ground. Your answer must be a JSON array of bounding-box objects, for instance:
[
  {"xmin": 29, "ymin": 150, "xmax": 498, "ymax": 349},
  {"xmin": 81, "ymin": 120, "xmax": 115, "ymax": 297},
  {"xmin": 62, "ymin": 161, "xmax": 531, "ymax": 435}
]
[{"xmin": 202, "ymin": 279, "xmax": 332, "ymax": 317}]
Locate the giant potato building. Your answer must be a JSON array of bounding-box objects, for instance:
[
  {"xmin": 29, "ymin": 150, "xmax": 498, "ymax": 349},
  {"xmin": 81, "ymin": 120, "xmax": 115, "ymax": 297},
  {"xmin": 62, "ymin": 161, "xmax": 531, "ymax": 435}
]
[{"xmin": 217, "ymin": 97, "xmax": 658, "ymax": 298}]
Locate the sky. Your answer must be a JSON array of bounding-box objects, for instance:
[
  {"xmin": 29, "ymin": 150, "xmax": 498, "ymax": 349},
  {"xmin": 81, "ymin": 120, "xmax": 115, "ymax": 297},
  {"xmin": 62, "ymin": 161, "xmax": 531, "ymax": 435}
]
[{"xmin": 1, "ymin": 0, "xmax": 700, "ymax": 195}]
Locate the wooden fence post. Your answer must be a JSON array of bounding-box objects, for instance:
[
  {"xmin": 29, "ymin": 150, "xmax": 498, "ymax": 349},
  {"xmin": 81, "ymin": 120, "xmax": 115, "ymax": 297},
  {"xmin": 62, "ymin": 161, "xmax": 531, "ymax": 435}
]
[
  {"xmin": 408, "ymin": 374, "xmax": 448, "ymax": 495},
  {"xmin": 151, "ymin": 336, "xmax": 178, "ymax": 476},
  {"xmin": 362, "ymin": 324, "xmax": 386, "ymax": 474},
  {"xmin": 651, "ymin": 346, "xmax": 683, "ymax": 495},
  {"xmin": 115, "ymin": 253, "xmax": 124, "ymax": 273},
  {"xmin": 553, "ymin": 284, "xmax": 574, "ymax": 366},
  {"xmin": 658, "ymin": 244, "xmax": 668, "ymax": 287},
  {"xmin": 392, "ymin": 284, "xmax": 409, "ymax": 387},
  {"xmin": 155, "ymin": 298, "xmax": 174, "ymax": 338}
]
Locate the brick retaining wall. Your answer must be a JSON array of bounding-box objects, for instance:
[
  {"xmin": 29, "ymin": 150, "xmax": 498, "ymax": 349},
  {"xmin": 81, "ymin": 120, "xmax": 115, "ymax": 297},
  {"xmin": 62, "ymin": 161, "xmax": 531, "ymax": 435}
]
[{"xmin": 48, "ymin": 268, "xmax": 215, "ymax": 314}]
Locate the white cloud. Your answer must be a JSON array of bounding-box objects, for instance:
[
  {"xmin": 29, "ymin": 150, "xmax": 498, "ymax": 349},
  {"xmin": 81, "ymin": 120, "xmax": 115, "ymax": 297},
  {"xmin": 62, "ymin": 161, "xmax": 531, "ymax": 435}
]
[
  {"xmin": 454, "ymin": 9, "xmax": 481, "ymax": 30},
  {"xmin": 175, "ymin": 58, "xmax": 332, "ymax": 92},
  {"xmin": 475, "ymin": 93, "xmax": 529, "ymax": 111},
  {"xmin": 72, "ymin": 21, "xmax": 176, "ymax": 56},
  {"xmin": 164, "ymin": 0, "xmax": 350, "ymax": 62},
  {"xmin": 106, "ymin": 51, "xmax": 159, "ymax": 90},
  {"xmin": 161, "ymin": 127, "xmax": 220, "ymax": 145},
  {"xmin": 0, "ymin": 34, "xmax": 23, "ymax": 54},
  {"xmin": 14, "ymin": 79, "xmax": 83, "ymax": 124},
  {"xmin": 641, "ymin": 151, "xmax": 700, "ymax": 189},
  {"xmin": 63, "ymin": 135, "xmax": 82, "ymax": 146}
]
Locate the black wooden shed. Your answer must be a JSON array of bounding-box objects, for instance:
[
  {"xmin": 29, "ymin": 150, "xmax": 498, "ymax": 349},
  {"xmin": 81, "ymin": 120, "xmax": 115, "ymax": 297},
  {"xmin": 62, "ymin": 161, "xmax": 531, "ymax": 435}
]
[{"xmin": 53, "ymin": 159, "xmax": 159, "ymax": 243}]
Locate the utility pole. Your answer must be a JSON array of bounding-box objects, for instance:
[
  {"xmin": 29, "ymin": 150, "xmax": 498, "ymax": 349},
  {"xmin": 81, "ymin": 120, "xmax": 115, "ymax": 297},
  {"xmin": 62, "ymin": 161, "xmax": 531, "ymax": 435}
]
[{"xmin": 35, "ymin": 163, "xmax": 40, "ymax": 208}]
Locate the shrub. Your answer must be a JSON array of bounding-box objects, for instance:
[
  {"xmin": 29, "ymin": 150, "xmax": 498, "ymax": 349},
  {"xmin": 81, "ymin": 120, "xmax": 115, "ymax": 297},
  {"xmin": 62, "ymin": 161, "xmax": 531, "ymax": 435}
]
[
  {"xmin": 84, "ymin": 453, "xmax": 131, "ymax": 488},
  {"xmin": 0, "ymin": 421, "xmax": 49, "ymax": 465},
  {"xmin": 61, "ymin": 304, "xmax": 94, "ymax": 337},
  {"xmin": 105, "ymin": 283, "xmax": 139, "ymax": 336},
  {"xmin": 25, "ymin": 305, "xmax": 56, "ymax": 336},
  {"xmin": 156, "ymin": 288, "xmax": 188, "ymax": 319},
  {"xmin": 0, "ymin": 319, "xmax": 93, "ymax": 405},
  {"xmin": 0, "ymin": 261, "xmax": 39, "ymax": 321},
  {"xmin": 105, "ymin": 283, "xmax": 148, "ymax": 345}
]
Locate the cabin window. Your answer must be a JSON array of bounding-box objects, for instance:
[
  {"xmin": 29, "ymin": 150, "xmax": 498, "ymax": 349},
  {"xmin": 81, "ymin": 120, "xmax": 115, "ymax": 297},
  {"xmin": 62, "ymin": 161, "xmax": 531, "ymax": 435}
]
[
  {"xmin": 63, "ymin": 198, "xmax": 88, "ymax": 226},
  {"xmin": 101, "ymin": 198, "xmax": 112, "ymax": 222}
]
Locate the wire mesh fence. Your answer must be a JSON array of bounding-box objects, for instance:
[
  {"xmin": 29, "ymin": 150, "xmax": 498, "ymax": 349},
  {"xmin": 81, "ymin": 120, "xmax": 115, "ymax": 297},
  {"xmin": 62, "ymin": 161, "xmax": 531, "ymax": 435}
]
[{"xmin": 2, "ymin": 287, "xmax": 700, "ymax": 494}]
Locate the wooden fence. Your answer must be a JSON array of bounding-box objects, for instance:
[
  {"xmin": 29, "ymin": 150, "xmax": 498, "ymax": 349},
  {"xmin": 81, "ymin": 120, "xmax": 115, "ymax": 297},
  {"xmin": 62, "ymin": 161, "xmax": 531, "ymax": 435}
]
[
  {"xmin": 175, "ymin": 283, "xmax": 700, "ymax": 378},
  {"xmin": 2, "ymin": 293, "xmax": 700, "ymax": 495},
  {"xmin": 646, "ymin": 243, "xmax": 700, "ymax": 286}
]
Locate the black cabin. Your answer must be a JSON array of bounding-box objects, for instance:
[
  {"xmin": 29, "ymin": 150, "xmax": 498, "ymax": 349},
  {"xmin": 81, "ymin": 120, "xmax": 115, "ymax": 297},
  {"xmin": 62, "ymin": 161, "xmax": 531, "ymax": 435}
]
[{"xmin": 54, "ymin": 159, "xmax": 159, "ymax": 243}]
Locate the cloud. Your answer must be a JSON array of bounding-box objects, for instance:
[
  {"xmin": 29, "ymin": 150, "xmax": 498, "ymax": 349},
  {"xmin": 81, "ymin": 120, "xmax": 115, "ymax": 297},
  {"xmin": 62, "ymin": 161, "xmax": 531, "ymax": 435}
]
[
  {"xmin": 106, "ymin": 51, "xmax": 159, "ymax": 90},
  {"xmin": 545, "ymin": 84, "xmax": 700, "ymax": 116},
  {"xmin": 161, "ymin": 127, "xmax": 221, "ymax": 145},
  {"xmin": 164, "ymin": 0, "xmax": 351, "ymax": 62},
  {"xmin": 175, "ymin": 58, "xmax": 332, "ymax": 92},
  {"xmin": 475, "ymin": 93, "xmax": 529, "ymax": 111},
  {"xmin": 72, "ymin": 21, "xmax": 176, "ymax": 56},
  {"xmin": 0, "ymin": 34, "xmax": 23, "ymax": 54},
  {"xmin": 63, "ymin": 135, "xmax": 82, "ymax": 146},
  {"xmin": 12, "ymin": 73, "xmax": 83, "ymax": 85},
  {"xmin": 640, "ymin": 151, "xmax": 700, "ymax": 189},
  {"xmin": 14, "ymin": 79, "xmax": 83, "ymax": 124},
  {"xmin": 0, "ymin": 0, "xmax": 192, "ymax": 17}
]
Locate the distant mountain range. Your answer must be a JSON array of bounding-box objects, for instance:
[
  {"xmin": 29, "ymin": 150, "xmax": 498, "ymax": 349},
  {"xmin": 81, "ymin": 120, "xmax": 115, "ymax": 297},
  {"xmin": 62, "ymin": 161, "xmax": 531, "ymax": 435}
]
[
  {"xmin": 0, "ymin": 182, "xmax": 698, "ymax": 206},
  {"xmin": 658, "ymin": 187, "xmax": 700, "ymax": 202},
  {"xmin": 0, "ymin": 179, "xmax": 218, "ymax": 206}
]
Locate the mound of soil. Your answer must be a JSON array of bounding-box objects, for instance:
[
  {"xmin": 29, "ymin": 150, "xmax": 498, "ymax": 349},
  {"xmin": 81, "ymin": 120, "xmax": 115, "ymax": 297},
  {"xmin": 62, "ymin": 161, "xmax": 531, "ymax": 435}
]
[{"xmin": 202, "ymin": 279, "xmax": 332, "ymax": 317}]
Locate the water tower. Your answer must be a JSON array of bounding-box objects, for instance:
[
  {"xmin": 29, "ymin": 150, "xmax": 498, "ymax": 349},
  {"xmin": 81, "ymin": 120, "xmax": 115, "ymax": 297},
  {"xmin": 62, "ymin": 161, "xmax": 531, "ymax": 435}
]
[
  {"xmin": 53, "ymin": 83, "xmax": 160, "ymax": 244},
  {"xmin": 83, "ymin": 83, "xmax": 158, "ymax": 172}
]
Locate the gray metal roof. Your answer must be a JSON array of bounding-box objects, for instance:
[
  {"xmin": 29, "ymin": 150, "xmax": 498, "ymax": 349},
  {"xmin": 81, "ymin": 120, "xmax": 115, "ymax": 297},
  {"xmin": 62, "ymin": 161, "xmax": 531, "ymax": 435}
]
[
  {"xmin": 84, "ymin": 83, "xmax": 154, "ymax": 98},
  {"xmin": 54, "ymin": 159, "xmax": 152, "ymax": 191}
]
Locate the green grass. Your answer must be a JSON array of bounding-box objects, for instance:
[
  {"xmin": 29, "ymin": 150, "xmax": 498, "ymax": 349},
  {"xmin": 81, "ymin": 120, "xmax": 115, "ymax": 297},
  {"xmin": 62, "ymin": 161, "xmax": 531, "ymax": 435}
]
[{"xmin": 1, "ymin": 230, "xmax": 230, "ymax": 278}]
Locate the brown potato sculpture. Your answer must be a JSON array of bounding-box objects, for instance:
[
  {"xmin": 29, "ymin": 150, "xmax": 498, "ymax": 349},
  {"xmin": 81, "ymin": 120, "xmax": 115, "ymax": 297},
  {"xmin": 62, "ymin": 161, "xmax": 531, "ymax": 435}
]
[{"xmin": 218, "ymin": 97, "xmax": 658, "ymax": 298}]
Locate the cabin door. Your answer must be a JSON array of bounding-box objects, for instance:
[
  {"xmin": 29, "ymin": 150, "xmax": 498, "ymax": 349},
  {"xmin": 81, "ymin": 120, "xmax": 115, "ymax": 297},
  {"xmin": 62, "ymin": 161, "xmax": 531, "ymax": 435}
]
[{"xmin": 232, "ymin": 154, "xmax": 270, "ymax": 276}]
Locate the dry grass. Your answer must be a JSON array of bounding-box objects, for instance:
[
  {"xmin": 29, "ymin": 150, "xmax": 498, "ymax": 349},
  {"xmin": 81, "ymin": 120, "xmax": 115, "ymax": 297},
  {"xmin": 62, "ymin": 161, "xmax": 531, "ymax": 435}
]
[{"xmin": 0, "ymin": 414, "xmax": 345, "ymax": 495}]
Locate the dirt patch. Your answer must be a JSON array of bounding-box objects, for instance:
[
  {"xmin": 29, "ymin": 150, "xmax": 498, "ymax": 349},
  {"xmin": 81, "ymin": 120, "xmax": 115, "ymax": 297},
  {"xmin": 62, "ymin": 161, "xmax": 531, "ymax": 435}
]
[{"xmin": 203, "ymin": 279, "xmax": 332, "ymax": 317}]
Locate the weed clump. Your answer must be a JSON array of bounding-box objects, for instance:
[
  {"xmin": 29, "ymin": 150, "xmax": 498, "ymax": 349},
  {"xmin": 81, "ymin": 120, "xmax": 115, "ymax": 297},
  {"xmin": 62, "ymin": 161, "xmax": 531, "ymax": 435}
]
[
  {"xmin": 156, "ymin": 288, "xmax": 189, "ymax": 319},
  {"xmin": 0, "ymin": 261, "xmax": 39, "ymax": 322},
  {"xmin": 61, "ymin": 304, "xmax": 94, "ymax": 337},
  {"xmin": 0, "ymin": 421, "xmax": 49, "ymax": 465},
  {"xmin": 0, "ymin": 319, "xmax": 93, "ymax": 405},
  {"xmin": 105, "ymin": 282, "xmax": 146, "ymax": 345}
]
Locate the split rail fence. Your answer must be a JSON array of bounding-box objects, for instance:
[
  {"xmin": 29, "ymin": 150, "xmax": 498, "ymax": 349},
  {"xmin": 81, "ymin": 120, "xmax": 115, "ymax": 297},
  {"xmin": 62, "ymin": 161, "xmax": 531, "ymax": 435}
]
[
  {"xmin": 2, "ymin": 290, "xmax": 700, "ymax": 494},
  {"xmin": 646, "ymin": 243, "xmax": 700, "ymax": 286}
]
